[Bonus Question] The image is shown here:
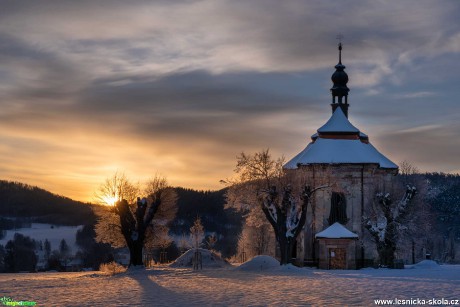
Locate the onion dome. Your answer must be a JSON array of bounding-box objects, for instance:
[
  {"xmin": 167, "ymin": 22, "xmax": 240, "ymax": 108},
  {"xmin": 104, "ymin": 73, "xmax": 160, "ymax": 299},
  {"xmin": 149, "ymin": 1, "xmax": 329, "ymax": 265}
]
[{"xmin": 330, "ymin": 43, "xmax": 350, "ymax": 117}]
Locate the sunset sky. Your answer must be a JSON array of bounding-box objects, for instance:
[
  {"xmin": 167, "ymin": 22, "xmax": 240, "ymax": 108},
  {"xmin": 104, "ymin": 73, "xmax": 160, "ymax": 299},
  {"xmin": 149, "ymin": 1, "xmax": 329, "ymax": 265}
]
[{"xmin": 1, "ymin": 0, "xmax": 459, "ymax": 202}]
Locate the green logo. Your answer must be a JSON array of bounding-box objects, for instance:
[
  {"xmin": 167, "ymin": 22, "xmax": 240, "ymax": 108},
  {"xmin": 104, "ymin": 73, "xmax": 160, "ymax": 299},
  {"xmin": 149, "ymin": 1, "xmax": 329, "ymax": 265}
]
[{"xmin": 1, "ymin": 296, "xmax": 37, "ymax": 306}]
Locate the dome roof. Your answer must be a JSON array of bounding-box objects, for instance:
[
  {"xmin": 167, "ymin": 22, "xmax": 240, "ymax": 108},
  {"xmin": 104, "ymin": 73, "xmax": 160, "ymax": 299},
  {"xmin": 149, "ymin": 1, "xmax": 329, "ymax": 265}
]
[
  {"xmin": 284, "ymin": 138, "xmax": 398, "ymax": 169},
  {"xmin": 284, "ymin": 108, "xmax": 398, "ymax": 170},
  {"xmin": 317, "ymin": 107, "xmax": 359, "ymax": 134}
]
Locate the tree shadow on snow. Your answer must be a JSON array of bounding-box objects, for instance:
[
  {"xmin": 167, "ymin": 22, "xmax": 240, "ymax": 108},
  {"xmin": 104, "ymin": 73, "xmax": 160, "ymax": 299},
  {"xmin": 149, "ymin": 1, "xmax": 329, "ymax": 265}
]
[{"xmin": 122, "ymin": 267, "xmax": 206, "ymax": 306}]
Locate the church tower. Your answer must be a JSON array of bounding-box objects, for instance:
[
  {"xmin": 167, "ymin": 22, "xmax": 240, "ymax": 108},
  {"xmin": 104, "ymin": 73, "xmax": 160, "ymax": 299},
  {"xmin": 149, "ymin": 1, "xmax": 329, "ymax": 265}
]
[
  {"xmin": 284, "ymin": 43, "xmax": 398, "ymax": 269},
  {"xmin": 330, "ymin": 42, "xmax": 350, "ymax": 117}
]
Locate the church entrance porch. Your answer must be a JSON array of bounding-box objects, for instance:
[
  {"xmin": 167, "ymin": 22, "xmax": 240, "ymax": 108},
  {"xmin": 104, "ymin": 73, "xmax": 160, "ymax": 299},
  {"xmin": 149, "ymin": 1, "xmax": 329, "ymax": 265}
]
[{"xmin": 315, "ymin": 222, "xmax": 358, "ymax": 269}]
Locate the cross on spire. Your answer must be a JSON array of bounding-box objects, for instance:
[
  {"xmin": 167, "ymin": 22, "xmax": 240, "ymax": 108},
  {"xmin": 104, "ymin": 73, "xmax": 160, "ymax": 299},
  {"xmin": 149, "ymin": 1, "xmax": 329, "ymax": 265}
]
[
  {"xmin": 336, "ymin": 34, "xmax": 344, "ymax": 64},
  {"xmin": 336, "ymin": 33, "xmax": 344, "ymax": 43}
]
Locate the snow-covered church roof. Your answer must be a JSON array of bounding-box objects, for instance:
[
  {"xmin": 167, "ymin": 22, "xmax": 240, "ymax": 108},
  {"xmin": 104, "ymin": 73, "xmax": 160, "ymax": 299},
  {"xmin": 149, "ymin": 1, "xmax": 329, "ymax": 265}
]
[
  {"xmin": 284, "ymin": 108, "xmax": 398, "ymax": 169},
  {"xmin": 284, "ymin": 133, "xmax": 398, "ymax": 169},
  {"xmin": 284, "ymin": 106, "xmax": 398, "ymax": 169},
  {"xmin": 315, "ymin": 222, "xmax": 358, "ymax": 239},
  {"xmin": 317, "ymin": 107, "xmax": 359, "ymax": 134},
  {"xmin": 284, "ymin": 44, "xmax": 398, "ymax": 170}
]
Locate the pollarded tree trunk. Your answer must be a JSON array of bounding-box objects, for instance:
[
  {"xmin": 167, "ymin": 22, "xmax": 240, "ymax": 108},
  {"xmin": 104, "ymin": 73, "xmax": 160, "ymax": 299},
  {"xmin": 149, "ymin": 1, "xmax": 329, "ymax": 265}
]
[
  {"xmin": 277, "ymin": 235, "xmax": 297, "ymax": 265},
  {"xmin": 128, "ymin": 240, "xmax": 144, "ymax": 266},
  {"xmin": 260, "ymin": 185, "xmax": 315, "ymax": 265},
  {"xmin": 116, "ymin": 197, "xmax": 161, "ymax": 267},
  {"xmin": 274, "ymin": 206, "xmax": 290, "ymax": 265},
  {"xmin": 365, "ymin": 185, "xmax": 416, "ymax": 268},
  {"xmin": 376, "ymin": 240, "xmax": 396, "ymax": 267}
]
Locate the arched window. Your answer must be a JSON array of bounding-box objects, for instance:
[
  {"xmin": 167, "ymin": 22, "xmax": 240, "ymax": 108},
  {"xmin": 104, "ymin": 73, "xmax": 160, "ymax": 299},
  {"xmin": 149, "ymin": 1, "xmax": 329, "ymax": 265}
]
[{"xmin": 328, "ymin": 192, "xmax": 348, "ymax": 225}]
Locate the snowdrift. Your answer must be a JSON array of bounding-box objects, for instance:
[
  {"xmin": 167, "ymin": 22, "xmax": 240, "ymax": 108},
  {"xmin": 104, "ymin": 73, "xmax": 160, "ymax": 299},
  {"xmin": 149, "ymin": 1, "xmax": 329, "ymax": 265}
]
[
  {"xmin": 236, "ymin": 256, "xmax": 310, "ymax": 273},
  {"xmin": 169, "ymin": 248, "xmax": 231, "ymax": 268},
  {"xmin": 236, "ymin": 255, "xmax": 280, "ymax": 271},
  {"xmin": 409, "ymin": 260, "xmax": 440, "ymax": 269}
]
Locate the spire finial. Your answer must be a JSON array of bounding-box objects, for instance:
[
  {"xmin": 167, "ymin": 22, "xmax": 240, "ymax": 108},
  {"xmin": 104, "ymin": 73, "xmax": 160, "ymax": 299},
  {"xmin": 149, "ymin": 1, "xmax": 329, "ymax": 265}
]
[
  {"xmin": 336, "ymin": 34, "xmax": 344, "ymax": 64},
  {"xmin": 330, "ymin": 35, "xmax": 350, "ymax": 117}
]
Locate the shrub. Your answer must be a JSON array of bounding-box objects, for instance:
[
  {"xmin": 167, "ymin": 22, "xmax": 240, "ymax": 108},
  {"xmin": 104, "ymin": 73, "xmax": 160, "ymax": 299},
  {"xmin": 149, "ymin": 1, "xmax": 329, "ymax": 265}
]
[{"xmin": 99, "ymin": 261, "xmax": 126, "ymax": 275}]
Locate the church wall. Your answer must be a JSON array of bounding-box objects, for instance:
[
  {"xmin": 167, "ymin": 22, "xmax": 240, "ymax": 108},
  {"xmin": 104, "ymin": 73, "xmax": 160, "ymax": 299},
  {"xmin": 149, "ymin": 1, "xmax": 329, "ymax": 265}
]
[{"xmin": 295, "ymin": 164, "xmax": 397, "ymax": 266}]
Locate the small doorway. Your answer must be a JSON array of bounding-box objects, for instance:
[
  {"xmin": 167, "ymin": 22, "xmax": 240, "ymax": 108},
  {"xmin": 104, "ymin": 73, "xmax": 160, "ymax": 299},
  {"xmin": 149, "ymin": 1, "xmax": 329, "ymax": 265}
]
[{"xmin": 329, "ymin": 248, "xmax": 346, "ymax": 269}]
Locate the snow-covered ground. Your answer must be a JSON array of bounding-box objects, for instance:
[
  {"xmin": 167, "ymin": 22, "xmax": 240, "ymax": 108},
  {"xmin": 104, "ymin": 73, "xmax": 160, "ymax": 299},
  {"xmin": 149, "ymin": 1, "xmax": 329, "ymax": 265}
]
[
  {"xmin": 1, "ymin": 260, "xmax": 459, "ymax": 306},
  {"xmin": 0, "ymin": 223, "xmax": 83, "ymax": 253}
]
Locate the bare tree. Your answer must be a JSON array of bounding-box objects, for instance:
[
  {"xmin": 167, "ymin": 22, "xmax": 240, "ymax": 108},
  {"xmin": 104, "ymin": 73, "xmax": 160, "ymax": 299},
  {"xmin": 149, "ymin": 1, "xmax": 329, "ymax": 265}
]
[
  {"xmin": 226, "ymin": 149, "xmax": 327, "ymax": 265},
  {"xmin": 190, "ymin": 217, "xmax": 204, "ymax": 249},
  {"xmin": 364, "ymin": 184, "xmax": 417, "ymax": 267},
  {"xmin": 237, "ymin": 224, "xmax": 275, "ymax": 260},
  {"xmin": 399, "ymin": 160, "xmax": 420, "ymax": 186},
  {"xmin": 95, "ymin": 171, "xmax": 139, "ymax": 206},
  {"xmin": 145, "ymin": 224, "xmax": 173, "ymax": 252},
  {"xmin": 178, "ymin": 234, "xmax": 191, "ymax": 254},
  {"xmin": 206, "ymin": 233, "xmax": 218, "ymax": 250},
  {"xmin": 144, "ymin": 224, "xmax": 173, "ymax": 264},
  {"xmin": 399, "ymin": 160, "xmax": 420, "ymax": 176},
  {"xmin": 95, "ymin": 173, "xmax": 177, "ymax": 267},
  {"xmin": 144, "ymin": 176, "xmax": 178, "ymax": 224}
]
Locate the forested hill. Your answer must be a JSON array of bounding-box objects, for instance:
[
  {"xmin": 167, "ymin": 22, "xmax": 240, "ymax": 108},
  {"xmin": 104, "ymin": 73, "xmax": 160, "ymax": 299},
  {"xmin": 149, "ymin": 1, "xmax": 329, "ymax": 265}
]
[
  {"xmin": 425, "ymin": 173, "xmax": 460, "ymax": 239},
  {"xmin": 0, "ymin": 180, "xmax": 96, "ymax": 225},
  {"xmin": 0, "ymin": 181, "xmax": 241, "ymax": 233},
  {"xmin": 172, "ymin": 187, "xmax": 241, "ymax": 232},
  {"xmin": 171, "ymin": 187, "xmax": 243, "ymax": 257},
  {"xmin": 0, "ymin": 181, "xmax": 242, "ymax": 257}
]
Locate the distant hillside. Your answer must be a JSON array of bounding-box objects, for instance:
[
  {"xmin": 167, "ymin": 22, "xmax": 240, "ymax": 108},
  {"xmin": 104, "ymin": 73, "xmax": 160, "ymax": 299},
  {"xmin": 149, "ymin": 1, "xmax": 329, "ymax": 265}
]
[
  {"xmin": 0, "ymin": 180, "xmax": 96, "ymax": 225},
  {"xmin": 171, "ymin": 187, "xmax": 243, "ymax": 257},
  {"xmin": 0, "ymin": 181, "xmax": 242, "ymax": 254},
  {"xmin": 425, "ymin": 173, "xmax": 460, "ymax": 240},
  {"xmin": 171, "ymin": 188, "xmax": 239, "ymax": 233}
]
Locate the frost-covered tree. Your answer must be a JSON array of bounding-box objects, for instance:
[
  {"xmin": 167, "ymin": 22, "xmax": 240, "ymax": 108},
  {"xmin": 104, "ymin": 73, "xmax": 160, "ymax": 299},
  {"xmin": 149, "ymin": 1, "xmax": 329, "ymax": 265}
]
[
  {"xmin": 178, "ymin": 234, "xmax": 191, "ymax": 254},
  {"xmin": 95, "ymin": 171, "xmax": 140, "ymax": 206},
  {"xmin": 237, "ymin": 224, "xmax": 275, "ymax": 260},
  {"xmin": 145, "ymin": 224, "xmax": 173, "ymax": 252},
  {"xmin": 95, "ymin": 173, "xmax": 177, "ymax": 267},
  {"xmin": 226, "ymin": 149, "xmax": 327, "ymax": 265},
  {"xmin": 190, "ymin": 217, "xmax": 204, "ymax": 249},
  {"xmin": 364, "ymin": 185, "xmax": 417, "ymax": 267}
]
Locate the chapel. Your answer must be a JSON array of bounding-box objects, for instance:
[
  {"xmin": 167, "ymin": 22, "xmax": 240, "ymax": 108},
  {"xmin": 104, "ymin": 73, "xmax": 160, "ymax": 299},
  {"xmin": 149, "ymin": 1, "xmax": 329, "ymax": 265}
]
[{"xmin": 284, "ymin": 43, "xmax": 398, "ymax": 269}]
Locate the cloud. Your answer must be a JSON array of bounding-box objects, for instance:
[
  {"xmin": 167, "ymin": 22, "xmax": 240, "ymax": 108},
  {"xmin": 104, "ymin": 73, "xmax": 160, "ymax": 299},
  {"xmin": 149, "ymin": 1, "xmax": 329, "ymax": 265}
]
[
  {"xmin": 374, "ymin": 122, "xmax": 460, "ymax": 173},
  {"xmin": 395, "ymin": 124, "xmax": 443, "ymax": 134},
  {"xmin": 0, "ymin": 68, "xmax": 327, "ymax": 199},
  {"xmin": 0, "ymin": 0, "xmax": 459, "ymax": 200},
  {"xmin": 2, "ymin": 0, "xmax": 458, "ymax": 77},
  {"xmin": 399, "ymin": 92, "xmax": 437, "ymax": 99}
]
